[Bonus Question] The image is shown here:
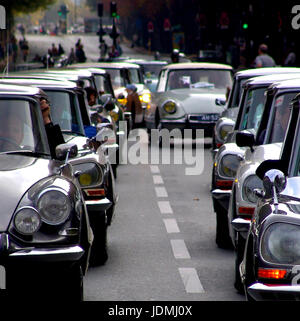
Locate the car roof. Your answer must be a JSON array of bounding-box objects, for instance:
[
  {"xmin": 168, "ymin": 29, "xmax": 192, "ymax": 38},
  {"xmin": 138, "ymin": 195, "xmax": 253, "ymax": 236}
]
[
  {"xmin": 161, "ymin": 62, "xmax": 233, "ymax": 71},
  {"xmin": 70, "ymin": 67, "xmax": 107, "ymax": 75},
  {"xmin": 268, "ymin": 78, "xmax": 300, "ymax": 90},
  {"xmin": 0, "ymin": 83, "xmax": 41, "ymax": 96},
  {"xmin": 124, "ymin": 59, "xmax": 168, "ymax": 65},
  {"xmin": 0, "ymin": 77, "xmax": 77, "ymax": 89},
  {"xmin": 71, "ymin": 62, "xmax": 140, "ymax": 69},
  {"xmin": 44, "ymin": 69, "xmax": 93, "ymax": 77},
  {"xmin": 244, "ymin": 73, "xmax": 300, "ymax": 87},
  {"xmin": 235, "ymin": 67, "xmax": 300, "ymax": 78}
]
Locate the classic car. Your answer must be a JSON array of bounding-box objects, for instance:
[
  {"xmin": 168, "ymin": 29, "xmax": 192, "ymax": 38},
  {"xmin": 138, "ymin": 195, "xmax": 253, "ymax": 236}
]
[
  {"xmin": 212, "ymin": 67, "xmax": 300, "ymax": 152},
  {"xmin": 211, "ymin": 72, "xmax": 300, "ymax": 249},
  {"xmin": 123, "ymin": 59, "xmax": 168, "ymax": 92},
  {"xmin": 240, "ymin": 92, "xmax": 300, "ymax": 300},
  {"xmin": 144, "ymin": 62, "xmax": 233, "ymax": 143},
  {"xmin": 229, "ymin": 78, "xmax": 300, "ymax": 292},
  {"xmin": 72, "ymin": 62, "xmax": 152, "ymax": 126},
  {"xmin": 0, "ymin": 77, "xmax": 117, "ymax": 266},
  {"xmin": 0, "ymin": 83, "xmax": 92, "ymax": 300}
]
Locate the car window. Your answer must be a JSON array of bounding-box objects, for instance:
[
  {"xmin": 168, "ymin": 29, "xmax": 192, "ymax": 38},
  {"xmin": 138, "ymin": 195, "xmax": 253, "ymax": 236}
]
[
  {"xmin": 0, "ymin": 98, "xmax": 49, "ymax": 154},
  {"xmin": 103, "ymin": 69, "xmax": 124, "ymax": 90},
  {"xmin": 268, "ymin": 92, "xmax": 296, "ymax": 144},
  {"xmin": 45, "ymin": 90, "xmax": 84, "ymax": 135},
  {"xmin": 166, "ymin": 69, "xmax": 232, "ymax": 91},
  {"xmin": 240, "ymin": 87, "xmax": 267, "ymax": 131},
  {"xmin": 129, "ymin": 68, "xmax": 141, "ymax": 84}
]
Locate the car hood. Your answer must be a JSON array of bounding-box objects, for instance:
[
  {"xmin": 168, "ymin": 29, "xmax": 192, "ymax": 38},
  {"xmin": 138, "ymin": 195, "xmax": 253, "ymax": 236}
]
[
  {"xmin": 220, "ymin": 107, "xmax": 239, "ymax": 121},
  {"xmin": 156, "ymin": 88, "xmax": 226, "ymax": 114},
  {"xmin": 244, "ymin": 143, "xmax": 282, "ymax": 163},
  {"xmin": 0, "ymin": 155, "xmax": 57, "ymax": 231}
]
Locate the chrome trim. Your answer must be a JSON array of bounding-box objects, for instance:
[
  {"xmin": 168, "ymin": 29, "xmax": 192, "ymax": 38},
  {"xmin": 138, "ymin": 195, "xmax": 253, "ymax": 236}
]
[
  {"xmin": 9, "ymin": 245, "xmax": 84, "ymax": 257},
  {"xmin": 211, "ymin": 189, "xmax": 232, "ymax": 199},
  {"xmin": 231, "ymin": 218, "xmax": 251, "ymax": 233},
  {"xmin": 248, "ymin": 282, "xmax": 300, "ymax": 301},
  {"xmin": 86, "ymin": 197, "xmax": 112, "ymax": 211}
]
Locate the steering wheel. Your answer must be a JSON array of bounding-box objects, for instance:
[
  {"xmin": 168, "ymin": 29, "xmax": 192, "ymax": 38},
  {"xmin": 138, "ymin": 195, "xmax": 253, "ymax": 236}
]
[{"xmin": 0, "ymin": 137, "xmax": 21, "ymax": 151}]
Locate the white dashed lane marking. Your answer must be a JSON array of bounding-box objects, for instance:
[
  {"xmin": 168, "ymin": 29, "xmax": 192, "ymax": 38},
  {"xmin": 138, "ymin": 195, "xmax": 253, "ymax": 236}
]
[
  {"xmin": 155, "ymin": 186, "xmax": 168, "ymax": 198},
  {"xmin": 163, "ymin": 218, "xmax": 180, "ymax": 233},
  {"xmin": 157, "ymin": 201, "xmax": 173, "ymax": 214},
  {"xmin": 170, "ymin": 239, "xmax": 191, "ymax": 259},
  {"xmin": 179, "ymin": 268, "xmax": 205, "ymax": 293}
]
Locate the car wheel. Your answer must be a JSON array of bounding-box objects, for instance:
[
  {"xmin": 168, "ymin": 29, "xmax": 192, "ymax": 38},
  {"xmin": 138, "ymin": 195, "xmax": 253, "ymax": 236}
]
[
  {"xmin": 215, "ymin": 201, "xmax": 233, "ymax": 249},
  {"xmin": 89, "ymin": 213, "xmax": 108, "ymax": 266},
  {"xmin": 234, "ymin": 233, "xmax": 246, "ymax": 294}
]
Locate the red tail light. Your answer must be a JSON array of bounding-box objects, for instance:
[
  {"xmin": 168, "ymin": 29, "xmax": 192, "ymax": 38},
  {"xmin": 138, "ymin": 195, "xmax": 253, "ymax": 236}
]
[
  {"xmin": 258, "ymin": 268, "xmax": 287, "ymax": 279},
  {"xmin": 216, "ymin": 179, "xmax": 233, "ymax": 189}
]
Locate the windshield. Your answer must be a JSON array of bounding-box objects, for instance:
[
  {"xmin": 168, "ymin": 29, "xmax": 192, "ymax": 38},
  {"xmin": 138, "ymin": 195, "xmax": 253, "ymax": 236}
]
[
  {"xmin": 103, "ymin": 69, "xmax": 125, "ymax": 90},
  {"xmin": 267, "ymin": 92, "xmax": 296, "ymax": 144},
  {"xmin": 142, "ymin": 64, "xmax": 166, "ymax": 78},
  {"xmin": 0, "ymin": 98, "xmax": 49, "ymax": 155},
  {"xmin": 93, "ymin": 74, "xmax": 113, "ymax": 95},
  {"xmin": 227, "ymin": 77, "xmax": 248, "ymax": 109},
  {"xmin": 166, "ymin": 69, "xmax": 232, "ymax": 91},
  {"xmin": 129, "ymin": 68, "xmax": 142, "ymax": 84},
  {"xmin": 239, "ymin": 87, "xmax": 267, "ymax": 131},
  {"xmin": 45, "ymin": 90, "xmax": 85, "ymax": 135}
]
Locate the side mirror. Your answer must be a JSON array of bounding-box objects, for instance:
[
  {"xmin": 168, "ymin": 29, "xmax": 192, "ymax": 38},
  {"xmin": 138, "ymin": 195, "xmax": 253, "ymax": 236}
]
[
  {"xmin": 146, "ymin": 79, "xmax": 152, "ymax": 84},
  {"xmin": 256, "ymin": 159, "xmax": 287, "ymax": 180},
  {"xmin": 235, "ymin": 131, "xmax": 255, "ymax": 150},
  {"xmin": 215, "ymin": 97, "xmax": 226, "ymax": 106},
  {"xmin": 263, "ymin": 169, "xmax": 287, "ymax": 195},
  {"xmin": 55, "ymin": 143, "xmax": 78, "ymax": 161},
  {"xmin": 96, "ymin": 124, "xmax": 116, "ymax": 145},
  {"xmin": 118, "ymin": 93, "xmax": 125, "ymax": 99}
]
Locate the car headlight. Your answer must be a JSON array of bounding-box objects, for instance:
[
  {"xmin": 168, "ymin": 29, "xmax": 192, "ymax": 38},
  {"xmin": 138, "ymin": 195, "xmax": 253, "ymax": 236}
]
[
  {"xmin": 242, "ymin": 174, "xmax": 263, "ymax": 203},
  {"xmin": 139, "ymin": 93, "xmax": 151, "ymax": 104},
  {"xmin": 261, "ymin": 223, "xmax": 300, "ymax": 264},
  {"xmin": 37, "ymin": 188, "xmax": 71, "ymax": 225},
  {"xmin": 219, "ymin": 154, "xmax": 242, "ymax": 178},
  {"xmin": 218, "ymin": 124, "xmax": 234, "ymax": 141},
  {"xmin": 109, "ymin": 110, "xmax": 119, "ymax": 122},
  {"xmin": 163, "ymin": 100, "xmax": 176, "ymax": 114},
  {"xmin": 72, "ymin": 162, "xmax": 104, "ymax": 187},
  {"xmin": 14, "ymin": 207, "xmax": 41, "ymax": 235}
]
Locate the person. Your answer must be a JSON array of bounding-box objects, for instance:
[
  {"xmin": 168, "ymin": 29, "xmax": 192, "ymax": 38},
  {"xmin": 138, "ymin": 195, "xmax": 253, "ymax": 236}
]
[
  {"xmin": 51, "ymin": 43, "xmax": 59, "ymax": 57},
  {"xmin": 67, "ymin": 48, "xmax": 76, "ymax": 65},
  {"xmin": 100, "ymin": 41, "xmax": 108, "ymax": 60},
  {"xmin": 0, "ymin": 112, "xmax": 24, "ymax": 151},
  {"xmin": 170, "ymin": 49, "xmax": 180, "ymax": 63},
  {"xmin": 40, "ymin": 97, "xmax": 65, "ymax": 158},
  {"xmin": 284, "ymin": 45, "xmax": 296, "ymax": 67},
  {"xmin": 75, "ymin": 44, "xmax": 87, "ymax": 63},
  {"xmin": 58, "ymin": 44, "xmax": 65, "ymax": 56},
  {"xmin": 253, "ymin": 43, "xmax": 276, "ymax": 68},
  {"xmin": 125, "ymin": 84, "xmax": 142, "ymax": 127},
  {"xmin": 19, "ymin": 38, "xmax": 29, "ymax": 62}
]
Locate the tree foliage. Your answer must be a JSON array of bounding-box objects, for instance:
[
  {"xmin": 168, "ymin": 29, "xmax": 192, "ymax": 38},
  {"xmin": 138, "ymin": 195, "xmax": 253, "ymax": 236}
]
[{"xmin": 3, "ymin": 0, "xmax": 57, "ymax": 17}]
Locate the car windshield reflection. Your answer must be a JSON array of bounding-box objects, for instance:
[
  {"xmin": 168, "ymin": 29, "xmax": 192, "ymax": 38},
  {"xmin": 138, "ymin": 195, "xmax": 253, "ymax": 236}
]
[
  {"xmin": 0, "ymin": 98, "xmax": 49, "ymax": 155},
  {"xmin": 166, "ymin": 69, "xmax": 232, "ymax": 91}
]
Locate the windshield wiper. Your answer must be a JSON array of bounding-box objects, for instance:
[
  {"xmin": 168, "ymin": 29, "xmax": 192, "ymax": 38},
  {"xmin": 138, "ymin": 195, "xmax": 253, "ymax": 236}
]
[{"xmin": 1, "ymin": 150, "xmax": 50, "ymax": 157}]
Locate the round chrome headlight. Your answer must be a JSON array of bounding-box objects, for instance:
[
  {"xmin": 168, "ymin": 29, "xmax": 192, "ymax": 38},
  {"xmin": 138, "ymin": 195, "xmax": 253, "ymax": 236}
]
[
  {"xmin": 37, "ymin": 189, "xmax": 71, "ymax": 225},
  {"xmin": 14, "ymin": 207, "xmax": 41, "ymax": 235},
  {"xmin": 72, "ymin": 162, "xmax": 104, "ymax": 187},
  {"xmin": 163, "ymin": 101, "xmax": 176, "ymax": 114},
  {"xmin": 140, "ymin": 93, "xmax": 151, "ymax": 104},
  {"xmin": 242, "ymin": 174, "xmax": 263, "ymax": 203},
  {"xmin": 218, "ymin": 124, "xmax": 234, "ymax": 141},
  {"xmin": 219, "ymin": 154, "xmax": 242, "ymax": 178},
  {"xmin": 261, "ymin": 223, "xmax": 300, "ymax": 264}
]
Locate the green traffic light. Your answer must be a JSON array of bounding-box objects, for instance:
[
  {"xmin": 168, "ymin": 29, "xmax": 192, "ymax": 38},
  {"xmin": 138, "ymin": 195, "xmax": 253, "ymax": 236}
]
[
  {"xmin": 112, "ymin": 12, "xmax": 117, "ymax": 17},
  {"xmin": 243, "ymin": 23, "xmax": 248, "ymax": 29}
]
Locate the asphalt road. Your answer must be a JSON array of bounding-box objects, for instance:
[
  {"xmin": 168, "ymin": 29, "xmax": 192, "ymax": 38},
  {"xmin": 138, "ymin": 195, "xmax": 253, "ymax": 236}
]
[{"xmin": 15, "ymin": 34, "xmax": 245, "ymax": 303}]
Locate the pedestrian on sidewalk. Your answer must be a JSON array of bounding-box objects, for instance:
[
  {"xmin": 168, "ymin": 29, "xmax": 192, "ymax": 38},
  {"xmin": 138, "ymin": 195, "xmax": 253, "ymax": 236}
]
[{"xmin": 253, "ymin": 43, "xmax": 276, "ymax": 68}]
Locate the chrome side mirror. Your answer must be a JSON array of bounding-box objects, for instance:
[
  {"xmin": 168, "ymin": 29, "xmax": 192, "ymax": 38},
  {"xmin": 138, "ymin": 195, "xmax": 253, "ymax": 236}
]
[
  {"xmin": 263, "ymin": 169, "xmax": 287, "ymax": 195},
  {"xmin": 55, "ymin": 143, "xmax": 78, "ymax": 161}
]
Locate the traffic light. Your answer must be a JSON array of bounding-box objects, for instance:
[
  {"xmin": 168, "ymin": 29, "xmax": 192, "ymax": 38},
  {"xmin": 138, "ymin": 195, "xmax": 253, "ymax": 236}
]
[
  {"xmin": 58, "ymin": 4, "xmax": 69, "ymax": 19},
  {"xmin": 242, "ymin": 23, "xmax": 248, "ymax": 29},
  {"xmin": 110, "ymin": 1, "xmax": 117, "ymax": 18},
  {"xmin": 98, "ymin": 3, "xmax": 103, "ymax": 17}
]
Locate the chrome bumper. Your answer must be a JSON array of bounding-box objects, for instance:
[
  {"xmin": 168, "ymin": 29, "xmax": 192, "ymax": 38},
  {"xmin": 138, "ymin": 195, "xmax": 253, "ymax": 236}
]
[
  {"xmin": 211, "ymin": 188, "xmax": 232, "ymax": 200},
  {"xmin": 248, "ymin": 283, "xmax": 300, "ymax": 301},
  {"xmin": 86, "ymin": 197, "xmax": 112, "ymax": 212}
]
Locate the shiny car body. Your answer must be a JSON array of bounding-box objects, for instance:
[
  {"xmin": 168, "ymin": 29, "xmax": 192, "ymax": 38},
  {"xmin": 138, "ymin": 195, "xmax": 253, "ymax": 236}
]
[
  {"xmin": 0, "ymin": 77, "xmax": 117, "ymax": 265},
  {"xmin": 213, "ymin": 67, "xmax": 300, "ymax": 152},
  {"xmin": 229, "ymin": 78, "xmax": 300, "ymax": 292},
  {"xmin": 241, "ymin": 93, "xmax": 300, "ymax": 300},
  {"xmin": 211, "ymin": 73, "xmax": 300, "ymax": 249},
  {"xmin": 144, "ymin": 62, "xmax": 233, "ymax": 139},
  {"xmin": 0, "ymin": 83, "xmax": 92, "ymax": 300}
]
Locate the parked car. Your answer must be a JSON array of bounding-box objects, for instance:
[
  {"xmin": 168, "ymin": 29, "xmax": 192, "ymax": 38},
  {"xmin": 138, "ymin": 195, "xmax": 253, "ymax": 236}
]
[
  {"xmin": 123, "ymin": 59, "xmax": 168, "ymax": 92},
  {"xmin": 212, "ymin": 67, "xmax": 300, "ymax": 152},
  {"xmin": 0, "ymin": 83, "xmax": 92, "ymax": 300},
  {"xmin": 240, "ymin": 91, "xmax": 300, "ymax": 300},
  {"xmin": 229, "ymin": 77, "xmax": 300, "ymax": 292},
  {"xmin": 0, "ymin": 77, "xmax": 117, "ymax": 266},
  {"xmin": 144, "ymin": 62, "xmax": 233, "ymax": 143},
  {"xmin": 211, "ymin": 73, "xmax": 300, "ymax": 249}
]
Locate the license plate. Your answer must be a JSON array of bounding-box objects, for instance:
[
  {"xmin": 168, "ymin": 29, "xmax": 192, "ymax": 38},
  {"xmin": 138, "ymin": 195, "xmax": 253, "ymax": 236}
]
[{"xmin": 192, "ymin": 114, "xmax": 219, "ymax": 121}]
